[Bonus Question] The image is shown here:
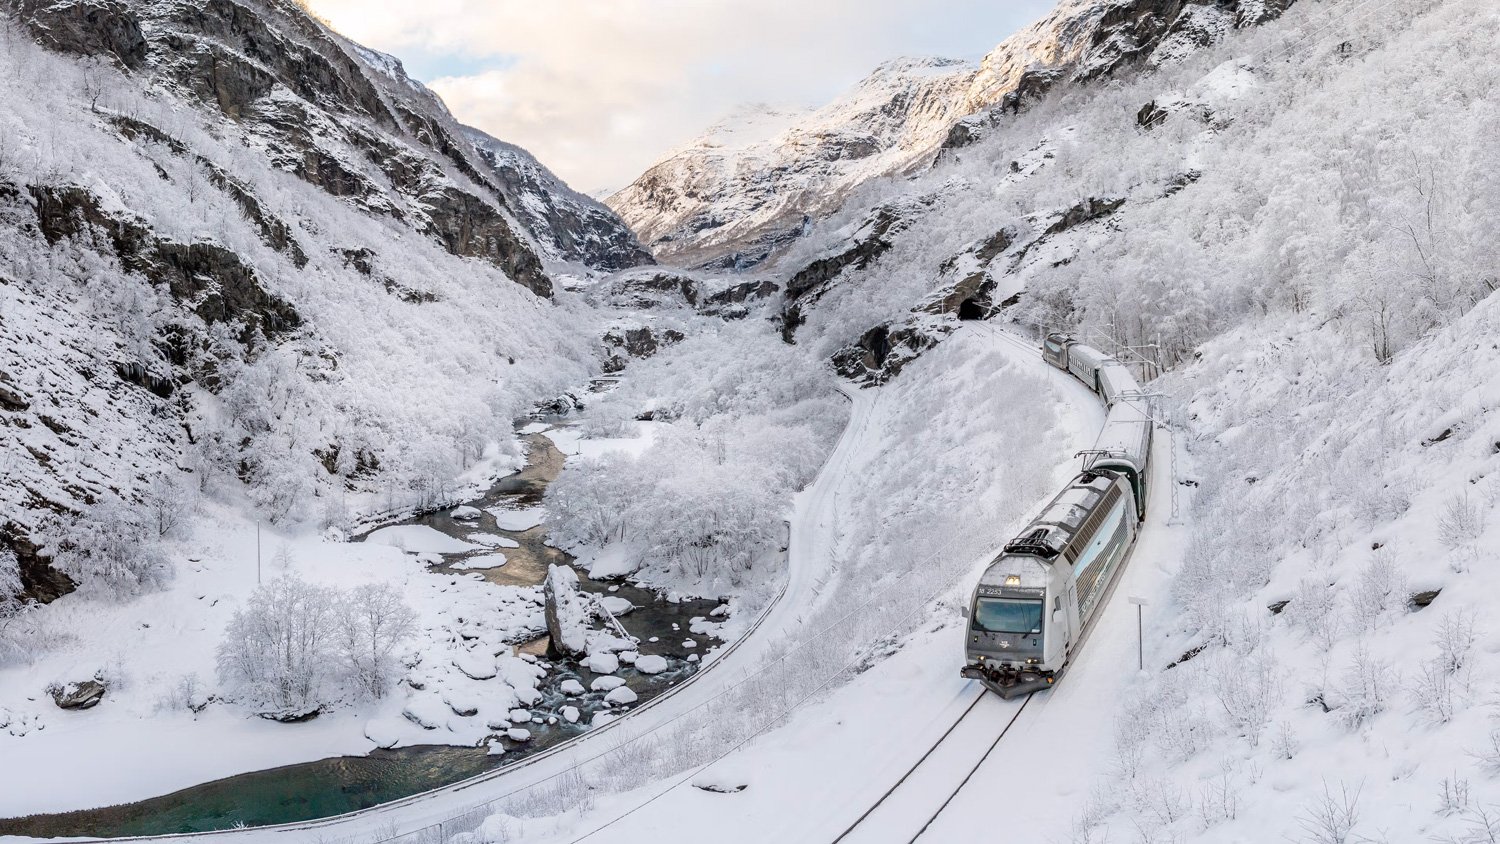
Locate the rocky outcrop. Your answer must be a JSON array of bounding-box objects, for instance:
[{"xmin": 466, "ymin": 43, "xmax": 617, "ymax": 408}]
[
  {"xmin": 29, "ymin": 184, "xmax": 301, "ymax": 344},
  {"xmin": 832, "ymin": 322, "xmax": 950, "ymax": 385},
  {"xmin": 7, "ymin": 0, "xmax": 646, "ymax": 292},
  {"xmin": 601, "ymin": 326, "xmax": 685, "ymax": 373},
  {"xmin": 0, "ymin": 523, "xmax": 74, "ymax": 605},
  {"xmin": 49, "ymin": 678, "xmax": 106, "ymax": 710},
  {"xmin": 419, "ymin": 187, "xmax": 551, "ymax": 298},
  {"xmin": 9, "ymin": 0, "xmax": 148, "ymax": 69}
]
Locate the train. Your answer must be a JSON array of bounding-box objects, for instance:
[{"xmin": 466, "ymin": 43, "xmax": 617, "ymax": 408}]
[{"xmin": 961, "ymin": 333, "xmax": 1154, "ymax": 699}]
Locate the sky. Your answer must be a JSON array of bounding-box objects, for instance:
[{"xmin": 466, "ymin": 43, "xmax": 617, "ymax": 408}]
[{"xmin": 305, "ymin": 0, "xmax": 1054, "ymax": 196}]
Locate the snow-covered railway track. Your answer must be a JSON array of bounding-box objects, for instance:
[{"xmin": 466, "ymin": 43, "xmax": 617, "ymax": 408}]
[{"xmin": 829, "ymin": 691, "xmax": 1033, "ymax": 844}]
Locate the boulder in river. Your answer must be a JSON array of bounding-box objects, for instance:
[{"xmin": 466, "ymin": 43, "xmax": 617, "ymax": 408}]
[
  {"xmin": 49, "ymin": 679, "xmax": 106, "ymax": 710},
  {"xmin": 543, "ymin": 564, "xmax": 590, "ymax": 658}
]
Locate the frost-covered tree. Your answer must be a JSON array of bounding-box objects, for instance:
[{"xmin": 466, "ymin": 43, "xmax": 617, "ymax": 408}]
[
  {"xmin": 143, "ymin": 472, "xmax": 190, "ymax": 539},
  {"xmin": 336, "ymin": 582, "xmax": 417, "ymax": 699},
  {"xmin": 0, "ymin": 549, "xmax": 20, "ymax": 611},
  {"xmin": 216, "ymin": 575, "xmax": 340, "ymax": 715},
  {"xmin": 43, "ymin": 499, "xmax": 174, "ymax": 598}
]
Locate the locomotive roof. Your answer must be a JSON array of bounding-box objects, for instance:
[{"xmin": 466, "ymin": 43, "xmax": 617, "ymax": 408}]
[{"xmin": 999, "ymin": 471, "xmax": 1121, "ymax": 563}]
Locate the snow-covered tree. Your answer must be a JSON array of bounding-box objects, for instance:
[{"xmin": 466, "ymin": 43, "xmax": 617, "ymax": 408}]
[
  {"xmin": 43, "ymin": 499, "xmax": 174, "ymax": 598},
  {"xmin": 336, "ymin": 582, "xmax": 417, "ymax": 700},
  {"xmin": 216, "ymin": 575, "xmax": 340, "ymax": 716}
]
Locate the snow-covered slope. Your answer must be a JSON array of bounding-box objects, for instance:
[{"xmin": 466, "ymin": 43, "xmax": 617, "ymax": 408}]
[{"xmin": 605, "ymin": 57, "xmax": 976, "ymax": 270}]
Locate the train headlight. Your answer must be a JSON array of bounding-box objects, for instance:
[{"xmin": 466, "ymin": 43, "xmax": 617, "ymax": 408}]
[{"xmin": 1005, "ymin": 575, "xmax": 1021, "ymax": 586}]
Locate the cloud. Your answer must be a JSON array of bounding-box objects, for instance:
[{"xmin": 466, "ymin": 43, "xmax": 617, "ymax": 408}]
[{"xmin": 306, "ymin": 0, "xmax": 1053, "ymax": 194}]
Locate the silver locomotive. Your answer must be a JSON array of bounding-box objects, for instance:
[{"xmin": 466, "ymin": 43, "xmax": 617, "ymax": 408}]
[{"xmin": 962, "ymin": 334, "xmax": 1153, "ymax": 698}]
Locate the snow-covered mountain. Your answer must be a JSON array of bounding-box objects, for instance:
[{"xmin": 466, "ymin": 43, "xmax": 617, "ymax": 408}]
[
  {"xmin": 0, "ymin": 0, "xmax": 649, "ymax": 599},
  {"xmin": 605, "ymin": 57, "xmax": 976, "ymax": 270},
  {"xmin": 608, "ymin": 0, "xmax": 1297, "ymax": 272}
]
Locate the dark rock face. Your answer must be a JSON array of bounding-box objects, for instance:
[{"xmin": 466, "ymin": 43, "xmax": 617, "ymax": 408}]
[
  {"xmin": 0, "ymin": 523, "xmax": 75, "ymax": 604},
  {"xmin": 1042, "ymin": 197, "xmax": 1125, "ymax": 238},
  {"xmin": 786, "ymin": 204, "xmax": 913, "ymax": 304},
  {"xmin": 420, "ymin": 187, "xmax": 552, "ymax": 298},
  {"xmin": 29, "ymin": 184, "xmax": 301, "ymax": 344},
  {"xmin": 10, "ymin": 0, "xmax": 148, "ymax": 69},
  {"xmin": 832, "ymin": 323, "xmax": 949, "ymax": 385},
  {"xmin": 50, "ymin": 679, "xmax": 106, "ymax": 710},
  {"xmin": 602, "ymin": 326, "xmax": 685, "ymax": 372}
]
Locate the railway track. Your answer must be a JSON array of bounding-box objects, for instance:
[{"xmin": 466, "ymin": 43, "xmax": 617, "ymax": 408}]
[{"xmin": 830, "ymin": 690, "xmax": 1034, "ymax": 844}]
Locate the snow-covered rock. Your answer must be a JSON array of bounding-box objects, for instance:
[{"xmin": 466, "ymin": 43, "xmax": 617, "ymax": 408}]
[
  {"xmin": 488, "ymin": 507, "xmax": 545, "ymax": 532},
  {"xmin": 561, "ymin": 706, "xmax": 580, "ymax": 724},
  {"xmin": 451, "ymin": 553, "xmax": 507, "ymax": 570},
  {"xmin": 507, "ymin": 708, "xmax": 531, "ymax": 724},
  {"xmin": 450, "ymin": 506, "xmax": 482, "ymax": 521},
  {"xmin": 590, "ymin": 676, "xmax": 626, "ymax": 692},
  {"xmin": 542, "ymin": 564, "xmax": 590, "ymax": 658},
  {"xmin": 618, "ymin": 650, "xmax": 639, "ymax": 666},
  {"xmin": 364, "ymin": 719, "xmax": 404, "ymax": 749},
  {"xmin": 496, "ymin": 656, "xmax": 546, "ymax": 706},
  {"xmin": 604, "ymin": 686, "xmax": 638, "ymax": 706},
  {"xmin": 452, "ymin": 651, "xmax": 497, "ymax": 681},
  {"xmin": 584, "ymin": 652, "xmax": 620, "ymax": 675},
  {"xmin": 599, "ymin": 596, "xmax": 633, "ymax": 616},
  {"xmin": 559, "ymin": 679, "xmax": 585, "ymax": 696},
  {"xmin": 467, "ymin": 534, "xmax": 521, "ymax": 549},
  {"xmin": 366, "ymin": 526, "xmax": 478, "ymax": 555},
  {"xmin": 444, "ymin": 691, "xmax": 481, "ymax": 718},
  {"xmin": 403, "ymin": 697, "xmax": 450, "ymax": 731},
  {"xmin": 634, "ymin": 655, "xmax": 669, "ymax": 675},
  {"xmin": 506, "ymin": 727, "xmax": 532, "ymax": 743}
]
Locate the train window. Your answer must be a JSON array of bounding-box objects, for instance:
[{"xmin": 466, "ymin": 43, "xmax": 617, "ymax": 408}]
[
  {"xmin": 971, "ymin": 598, "xmax": 1043, "ymax": 634},
  {"xmin": 1045, "ymin": 340, "xmax": 1062, "ymax": 353}
]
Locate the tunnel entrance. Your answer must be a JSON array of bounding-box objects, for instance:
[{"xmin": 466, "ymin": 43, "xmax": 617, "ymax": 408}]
[{"xmin": 957, "ymin": 298, "xmax": 985, "ymax": 321}]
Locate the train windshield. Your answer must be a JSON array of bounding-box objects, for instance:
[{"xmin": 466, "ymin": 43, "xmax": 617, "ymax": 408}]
[{"xmin": 971, "ymin": 598, "xmax": 1044, "ymax": 634}]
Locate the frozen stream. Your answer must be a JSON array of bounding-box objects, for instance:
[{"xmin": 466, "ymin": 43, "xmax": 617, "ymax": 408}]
[{"xmin": 0, "ymin": 414, "xmax": 724, "ymax": 839}]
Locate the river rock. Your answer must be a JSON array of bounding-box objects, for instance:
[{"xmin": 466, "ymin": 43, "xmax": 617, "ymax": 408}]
[
  {"xmin": 600, "ymin": 596, "xmax": 634, "ymax": 616},
  {"xmin": 618, "ymin": 650, "xmax": 639, "ymax": 666},
  {"xmin": 562, "ymin": 705, "xmax": 580, "ymax": 724},
  {"xmin": 453, "ymin": 650, "xmax": 497, "ymax": 680},
  {"xmin": 605, "ymin": 686, "xmax": 638, "ymax": 706},
  {"xmin": 507, "ymin": 727, "xmax": 532, "ymax": 742},
  {"xmin": 260, "ymin": 705, "xmax": 320, "ymax": 723},
  {"xmin": 49, "ymin": 679, "xmax": 106, "ymax": 710},
  {"xmin": 508, "ymin": 708, "xmax": 532, "ymax": 723},
  {"xmin": 559, "ymin": 679, "xmax": 585, "ymax": 696},
  {"xmin": 591, "ymin": 676, "xmax": 626, "ymax": 692},
  {"xmin": 543, "ymin": 564, "xmax": 591, "ymax": 658},
  {"xmin": 451, "ymin": 505, "xmax": 482, "ymax": 520},
  {"xmin": 364, "ymin": 718, "xmax": 403, "ymax": 749},
  {"xmin": 585, "ymin": 652, "xmax": 620, "ymax": 675},
  {"xmin": 635, "ymin": 655, "xmax": 669, "ymax": 675},
  {"xmin": 445, "ymin": 692, "xmax": 480, "ymax": 717}
]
